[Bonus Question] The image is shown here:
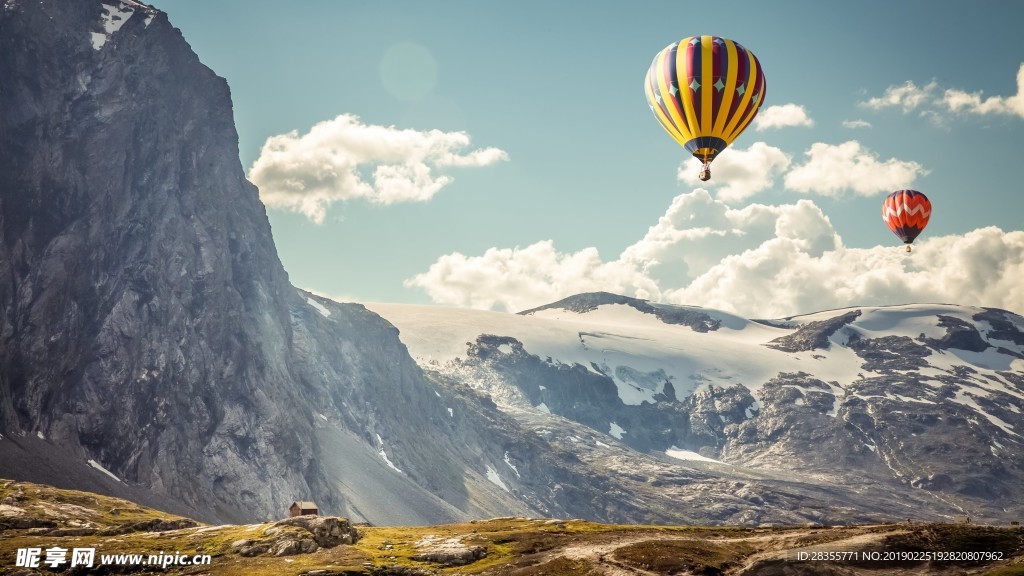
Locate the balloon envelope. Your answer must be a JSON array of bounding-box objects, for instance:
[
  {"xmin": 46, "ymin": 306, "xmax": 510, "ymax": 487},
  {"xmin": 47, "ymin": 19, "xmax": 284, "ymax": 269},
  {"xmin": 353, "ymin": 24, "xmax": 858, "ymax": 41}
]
[
  {"xmin": 882, "ymin": 190, "xmax": 931, "ymax": 244},
  {"xmin": 644, "ymin": 36, "xmax": 767, "ymax": 165}
]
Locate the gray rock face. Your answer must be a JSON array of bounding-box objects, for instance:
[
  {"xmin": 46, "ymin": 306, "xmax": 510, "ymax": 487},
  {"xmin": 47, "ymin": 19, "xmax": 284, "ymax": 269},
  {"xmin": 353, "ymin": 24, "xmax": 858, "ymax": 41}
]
[
  {"xmin": 0, "ymin": 0, "xmax": 533, "ymax": 525},
  {"xmin": 0, "ymin": 0, "xmax": 363, "ymax": 523},
  {"xmin": 766, "ymin": 310, "xmax": 861, "ymax": 352}
]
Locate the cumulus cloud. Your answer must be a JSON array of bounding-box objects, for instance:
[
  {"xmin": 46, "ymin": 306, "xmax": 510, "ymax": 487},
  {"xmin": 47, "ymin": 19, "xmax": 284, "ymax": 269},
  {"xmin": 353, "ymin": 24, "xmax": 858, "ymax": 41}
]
[
  {"xmin": 621, "ymin": 190, "xmax": 838, "ymax": 281},
  {"xmin": 941, "ymin": 63, "xmax": 1024, "ymax": 118},
  {"xmin": 783, "ymin": 141, "xmax": 927, "ymax": 197},
  {"xmin": 407, "ymin": 190, "xmax": 1024, "ymax": 318},
  {"xmin": 842, "ymin": 119, "xmax": 872, "ymax": 129},
  {"xmin": 753, "ymin": 104, "xmax": 814, "ymax": 130},
  {"xmin": 677, "ymin": 142, "xmax": 791, "ymax": 203},
  {"xmin": 404, "ymin": 241, "xmax": 660, "ymax": 312},
  {"xmin": 667, "ymin": 227, "xmax": 1024, "ymax": 318},
  {"xmin": 861, "ymin": 64, "xmax": 1024, "ymax": 120},
  {"xmin": 861, "ymin": 80, "xmax": 938, "ymax": 112},
  {"xmin": 248, "ymin": 114, "xmax": 508, "ymax": 223}
]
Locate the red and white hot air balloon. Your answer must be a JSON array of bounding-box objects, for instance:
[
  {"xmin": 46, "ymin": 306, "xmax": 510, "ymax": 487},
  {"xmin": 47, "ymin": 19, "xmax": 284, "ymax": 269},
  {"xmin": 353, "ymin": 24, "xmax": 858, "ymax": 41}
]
[{"xmin": 882, "ymin": 190, "xmax": 931, "ymax": 253}]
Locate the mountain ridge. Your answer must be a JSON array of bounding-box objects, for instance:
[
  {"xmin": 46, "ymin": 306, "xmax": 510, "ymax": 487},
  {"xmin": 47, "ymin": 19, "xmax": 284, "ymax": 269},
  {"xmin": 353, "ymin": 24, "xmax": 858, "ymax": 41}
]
[{"xmin": 364, "ymin": 295, "xmax": 1024, "ymax": 523}]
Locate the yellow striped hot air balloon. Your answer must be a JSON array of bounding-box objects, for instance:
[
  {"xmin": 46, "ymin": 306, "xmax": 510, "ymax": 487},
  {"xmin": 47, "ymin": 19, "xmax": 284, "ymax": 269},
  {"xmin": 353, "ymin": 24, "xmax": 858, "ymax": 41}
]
[{"xmin": 644, "ymin": 36, "xmax": 767, "ymax": 181}]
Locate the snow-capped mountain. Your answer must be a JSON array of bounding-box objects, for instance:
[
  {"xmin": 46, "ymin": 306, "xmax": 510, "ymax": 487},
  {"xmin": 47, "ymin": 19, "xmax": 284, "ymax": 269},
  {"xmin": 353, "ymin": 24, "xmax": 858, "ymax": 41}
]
[{"xmin": 365, "ymin": 293, "xmax": 1024, "ymax": 523}]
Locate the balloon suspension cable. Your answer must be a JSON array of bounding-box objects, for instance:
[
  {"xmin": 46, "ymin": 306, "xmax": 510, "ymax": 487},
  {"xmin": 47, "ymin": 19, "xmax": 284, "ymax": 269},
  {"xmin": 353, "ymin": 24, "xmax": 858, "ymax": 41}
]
[{"xmin": 698, "ymin": 152, "xmax": 711, "ymax": 182}]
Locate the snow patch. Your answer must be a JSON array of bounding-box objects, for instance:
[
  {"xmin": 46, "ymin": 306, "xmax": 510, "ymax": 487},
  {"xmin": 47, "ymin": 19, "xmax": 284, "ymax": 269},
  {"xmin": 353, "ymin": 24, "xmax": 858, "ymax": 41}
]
[
  {"xmin": 893, "ymin": 394, "xmax": 935, "ymax": 405},
  {"xmin": 375, "ymin": 434, "xmax": 403, "ymax": 474},
  {"xmin": 87, "ymin": 459, "xmax": 122, "ymax": 483},
  {"xmin": 609, "ymin": 422, "xmax": 626, "ymax": 439},
  {"xmin": 36, "ymin": 431, "xmax": 44, "ymax": 440},
  {"xmin": 93, "ymin": 3, "xmax": 136, "ymax": 50},
  {"xmin": 665, "ymin": 447, "xmax": 721, "ymax": 463},
  {"xmin": 536, "ymin": 402, "xmax": 550, "ymax": 414},
  {"xmin": 90, "ymin": 32, "xmax": 107, "ymax": 50},
  {"xmin": 485, "ymin": 465, "xmax": 509, "ymax": 491},
  {"xmin": 950, "ymin": 391, "xmax": 1020, "ymax": 437},
  {"xmin": 447, "ymin": 407, "xmax": 454, "ymax": 418},
  {"xmin": 307, "ymin": 297, "xmax": 331, "ymax": 318},
  {"xmin": 503, "ymin": 451, "xmax": 520, "ymax": 478}
]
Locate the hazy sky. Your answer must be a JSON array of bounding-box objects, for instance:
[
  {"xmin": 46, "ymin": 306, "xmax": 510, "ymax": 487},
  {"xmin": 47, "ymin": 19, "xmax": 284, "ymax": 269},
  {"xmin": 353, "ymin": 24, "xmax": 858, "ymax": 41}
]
[{"xmin": 156, "ymin": 0, "xmax": 1024, "ymax": 317}]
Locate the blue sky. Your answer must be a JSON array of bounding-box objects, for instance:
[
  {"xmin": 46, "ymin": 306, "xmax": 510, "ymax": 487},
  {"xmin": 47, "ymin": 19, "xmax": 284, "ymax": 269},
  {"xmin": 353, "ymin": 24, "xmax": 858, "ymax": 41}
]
[{"xmin": 157, "ymin": 0, "xmax": 1024, "ymax": 317}]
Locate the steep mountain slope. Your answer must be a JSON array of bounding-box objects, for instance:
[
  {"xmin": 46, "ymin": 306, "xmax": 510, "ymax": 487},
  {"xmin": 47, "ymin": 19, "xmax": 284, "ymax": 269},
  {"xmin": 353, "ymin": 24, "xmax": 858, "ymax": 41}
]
[
  {"xmin": 0, "ymin": 0, "xmax": 529, "ymax": 525},
  {"xmin": 365, "ymin": 293, "xmax": 1024, "ymax": 523},
  {"xmin": 1, "ymin": 0, "xmax": 323, "ymax": 522}
]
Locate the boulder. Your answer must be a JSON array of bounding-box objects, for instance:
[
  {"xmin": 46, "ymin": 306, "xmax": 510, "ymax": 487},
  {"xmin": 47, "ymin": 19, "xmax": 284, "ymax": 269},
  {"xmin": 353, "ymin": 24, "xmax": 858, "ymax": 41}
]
[{"xmin": 274, "ymin": 516, "xmax": 360, "ymax": 547}]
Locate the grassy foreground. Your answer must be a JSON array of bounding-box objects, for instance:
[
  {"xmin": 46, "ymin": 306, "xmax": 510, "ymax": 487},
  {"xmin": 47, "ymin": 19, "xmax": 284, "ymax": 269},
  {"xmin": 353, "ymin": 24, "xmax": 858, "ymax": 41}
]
[{"xmin": 1, "ymin": 479, "xmax": 1022, "ymax": 575}]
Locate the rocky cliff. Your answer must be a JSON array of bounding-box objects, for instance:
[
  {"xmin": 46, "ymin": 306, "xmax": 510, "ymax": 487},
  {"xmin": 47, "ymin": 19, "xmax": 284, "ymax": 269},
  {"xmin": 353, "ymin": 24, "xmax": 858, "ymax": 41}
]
[
  {"xmin": 0, "ymin": 0, "xmax": 347, "ymax": 522},
  {"xmin": 0, "ymin": 0, "xmax": 527, "ymax": 524}
]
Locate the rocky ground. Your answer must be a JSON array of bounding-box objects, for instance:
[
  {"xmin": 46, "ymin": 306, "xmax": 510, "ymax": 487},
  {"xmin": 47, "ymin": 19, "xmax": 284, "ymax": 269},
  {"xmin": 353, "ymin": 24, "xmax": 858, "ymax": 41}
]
[{"xmin": 1, "ymin": 479, "xmax": 1022, "ymax": 576}]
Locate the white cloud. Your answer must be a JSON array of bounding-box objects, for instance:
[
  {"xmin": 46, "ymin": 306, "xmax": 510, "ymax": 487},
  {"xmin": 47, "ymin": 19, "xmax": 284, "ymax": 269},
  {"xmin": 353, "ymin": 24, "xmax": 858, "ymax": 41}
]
[
  {"xmin": 941, "ymin": 63, "xmax": 1024, "ymax": 118},
  {"xmin": 408, "ymin": 190, "xmax": 1024, "ymax": 318},
  {"xmin": 842, "ymin": 119, "xmax": 872, "ymax": 129},
  {"xmin": 404, "ymin": 241, "xmax": 660, "ymax": 312},
  {"xmin": 667, "ymin": 226, "xmax": 1024, "ymax": 318},
  {"xmin": 783, "ymin": 141, "xmax": 927, "ymax": 197},
  {"xmin": 753, "ymin": 104, "xmax": 814, "ymax": 130},
  {"xmin": 621, "ymin": 190, "xmax": 838, "ymax": 281},
  {"xmin": 248, "ymin": 114, "xmax": 508, "ymax": 223},
  {"xmin": 861, "ymin": 64, "xmax": 1024, "ymax": 120},
  {"xmin": 861, "ymin": 80, "xmax": 937, "ymax": 112},
  {"xmin": 677, "ymin": 142, "xmax": 791, "ymax": 203}
]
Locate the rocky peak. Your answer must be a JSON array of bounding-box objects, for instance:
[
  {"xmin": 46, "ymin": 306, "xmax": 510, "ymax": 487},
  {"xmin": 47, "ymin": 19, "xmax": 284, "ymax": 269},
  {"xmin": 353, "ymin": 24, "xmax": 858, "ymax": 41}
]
[
  {"xmin": 0, "ymin": 0, "xmax": 325, "ymax": 522},
  {"xmin": 519, "ymin": 291, "xmax": 721, "ymax": 332}
]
